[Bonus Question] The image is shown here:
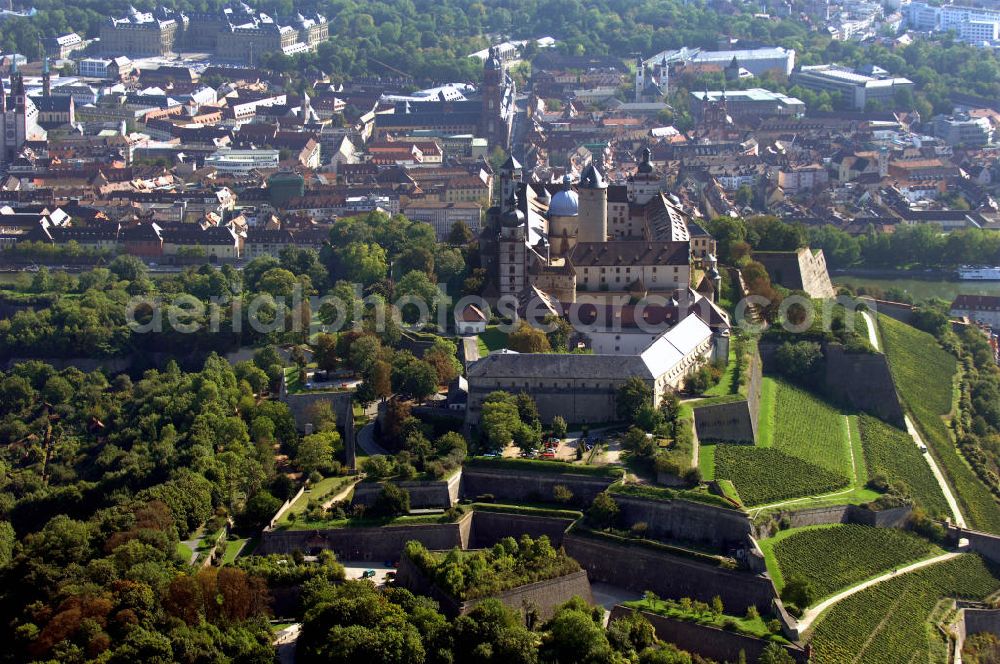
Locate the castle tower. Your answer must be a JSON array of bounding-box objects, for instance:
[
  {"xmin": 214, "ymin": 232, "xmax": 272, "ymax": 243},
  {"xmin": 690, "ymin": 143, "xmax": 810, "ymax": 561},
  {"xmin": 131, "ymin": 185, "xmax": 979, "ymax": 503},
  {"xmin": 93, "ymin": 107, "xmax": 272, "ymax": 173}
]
[
  {"xmin": 577, "ymin": 162, "xmax": 608, "ymax": 243},
  {"xmin": 499, "ymin": 153, "xmax": 522, "ymax": 210},
  {"xmin": 498, "ymin": 188, "xmax": 527, "ymax": 297},
  {"xmin": 548, "ymin": 175, "xmax": 580, "ymax": 257},
  {"xmin": 628, "ymin": 147, "xmax": 660, "ymax": 205}
]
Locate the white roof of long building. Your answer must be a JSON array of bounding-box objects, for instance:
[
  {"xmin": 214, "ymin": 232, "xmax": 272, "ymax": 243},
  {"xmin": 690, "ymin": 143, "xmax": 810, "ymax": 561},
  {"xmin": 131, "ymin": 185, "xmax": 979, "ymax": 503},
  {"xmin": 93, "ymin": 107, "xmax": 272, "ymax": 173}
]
[{"xmin": 640, "ymin": 314, "xmax": 711, "ymax": 378}]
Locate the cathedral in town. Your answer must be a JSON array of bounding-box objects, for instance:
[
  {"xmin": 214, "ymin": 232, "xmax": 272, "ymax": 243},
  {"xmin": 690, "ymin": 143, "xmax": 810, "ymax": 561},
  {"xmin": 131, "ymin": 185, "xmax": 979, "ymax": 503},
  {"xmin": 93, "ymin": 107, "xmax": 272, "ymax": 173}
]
[{"xmin": 0, "ymin": 65, "xmax": 44, "ymax": 164}]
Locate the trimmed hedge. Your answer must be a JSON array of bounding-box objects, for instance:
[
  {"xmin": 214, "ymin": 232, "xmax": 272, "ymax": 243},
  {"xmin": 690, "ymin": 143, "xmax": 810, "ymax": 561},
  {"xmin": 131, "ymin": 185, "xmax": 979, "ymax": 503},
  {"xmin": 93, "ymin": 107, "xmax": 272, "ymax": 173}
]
[
  {"xmin": 465, "ymin": 457, "xmax": 624, "ymax": 478},
  {"xmin": 608, "ymin": 482, "xmax": 742, "ymax": 511},
  {"xmin": 472, "ymin": 503, "xmax": 583, "ymax": 519}
]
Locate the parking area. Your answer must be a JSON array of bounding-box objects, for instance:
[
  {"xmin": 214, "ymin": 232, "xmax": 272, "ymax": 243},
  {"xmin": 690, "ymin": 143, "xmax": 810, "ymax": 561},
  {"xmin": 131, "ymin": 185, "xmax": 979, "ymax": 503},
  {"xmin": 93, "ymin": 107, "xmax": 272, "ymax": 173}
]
[
  {"xmin": 499, "ymin": 437, "xmax": 579, "ymax": 461},
  {"xmin": 341, "ymin": 562, "xmax": 396, "ymax": 585}
]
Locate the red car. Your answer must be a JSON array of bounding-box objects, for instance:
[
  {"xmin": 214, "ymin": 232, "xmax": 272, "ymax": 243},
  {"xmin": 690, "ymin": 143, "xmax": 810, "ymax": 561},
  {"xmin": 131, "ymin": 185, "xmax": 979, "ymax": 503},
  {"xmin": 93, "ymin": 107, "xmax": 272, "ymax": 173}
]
[{"xmin": 540, "ymin": 451, "xmax": 556, "ymax": 459}]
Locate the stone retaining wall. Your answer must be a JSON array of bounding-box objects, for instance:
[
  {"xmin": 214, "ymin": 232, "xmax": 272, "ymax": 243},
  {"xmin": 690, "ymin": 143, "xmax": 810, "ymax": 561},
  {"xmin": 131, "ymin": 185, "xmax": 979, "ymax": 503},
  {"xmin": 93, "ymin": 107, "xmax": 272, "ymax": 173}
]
[
  {"xmin": 468, "ymin": 510, "xmax": 576, "ymax": 548},
  {"xmin": 352, "ymin": 476, "xmax": 456, "ymax": 509},
  {"xmin": 611, "ymin": 494, "xmax": 752, "ymax": 551},
  {"xmin": 563, "ymin": 533, "xmax": 778, "ymax": 614},
  {"xmin": 753, "ymin": 504, "xmax": 912, "ymax": 539},
  {"xmin": 824, "ymin": 343, "xmax": 905, "ymax": 427},
  {"xmin": 607, "ymin": 606, "xmax": 809, "ymax": 663},
  {"xmin": 397, "ymin": 554, "xmax": 593, "ymax": 620},
  {"xmin": 459, "ymin": 467, "xmax": 616, "ymax": 505},
  {"xmin": 948, "ymin": 526, "xmax": 1000, "ymax": 565},
  {"xmin": 257, "ymin": 513, "xmax": 472, "ymax": 560},
  {"xmin": 693, "ymin": 346, "xmax": 762, "ymax": 444}
]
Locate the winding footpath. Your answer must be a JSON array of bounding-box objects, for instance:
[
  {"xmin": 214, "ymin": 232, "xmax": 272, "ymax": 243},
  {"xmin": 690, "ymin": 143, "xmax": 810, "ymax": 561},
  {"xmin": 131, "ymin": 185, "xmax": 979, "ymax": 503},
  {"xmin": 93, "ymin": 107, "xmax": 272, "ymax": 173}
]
[
  {"xmin": 862, "ymin": 310, "xmax": 967, "ymax": 528},
  {"xmin": 797, "ymin": 552, "xmax": 962, "ymax": 633},
  {"xmin": 904, "ymin": 415, "xmax": 967, "ymax": 528},
  {"xmin": 357, "ymin": 422, "xmax": 389, "ymax": 456},
  {"xmin": 861, "ymin": 310, "xmax": 880, "ymax": 352}
]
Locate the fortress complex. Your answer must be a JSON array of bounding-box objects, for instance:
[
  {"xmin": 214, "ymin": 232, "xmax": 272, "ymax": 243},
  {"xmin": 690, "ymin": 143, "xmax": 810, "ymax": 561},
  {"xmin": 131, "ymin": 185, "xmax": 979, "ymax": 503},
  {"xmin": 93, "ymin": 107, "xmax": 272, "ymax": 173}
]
[
  {"xmin": 100, "ymin": 4, "xmax": 329, "ymax": 59},
  {"xmin": 468, "ymin": 150, "xmax": 731, "ymax": 426}
]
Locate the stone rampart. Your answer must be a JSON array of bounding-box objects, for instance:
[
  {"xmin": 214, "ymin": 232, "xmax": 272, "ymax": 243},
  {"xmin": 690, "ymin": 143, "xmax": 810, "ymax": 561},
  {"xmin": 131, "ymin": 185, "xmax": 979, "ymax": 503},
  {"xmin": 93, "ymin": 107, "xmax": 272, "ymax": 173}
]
[
  {"xmin": 459, "ymin": 466, "xmax": 616, "ymax": 505},
  {"xmin": 397, "ymin": 554, "xmax": 592, "ymax": 620},
  {"xmin": 948, "ymin": 527, "xmax": 1000, "ymax": 565},
  {"xmin": 257, "ymin": 513, "xmax": 472, "ymax": 560},
  {"xmin": 468, "ymin": 510, "xmax": 576, "ymax": 548},
  {"xmin": 753, "ymin": 504, "xmax": 912, "ymax": 539},
  {"xmin": 824, "ymin": 343, "xmax": 905, "ymax": 427},
  {"xmin": 607, "ymin": 606, "xmax": 808, "ymax": 663},
  {"xmin": 693, "ymin": 346, "xmax": 762, "ymax": 444},
  {"xmin": 611, "ymin": 494, "xmax": 752, "ymax": 551},
  {"xmin": 563, "ymin": 532, "xmax": 778, "ymax": 614},
  {"xmin": 352, "ymin": 476, "xmax": 456, "ymax": 509}
]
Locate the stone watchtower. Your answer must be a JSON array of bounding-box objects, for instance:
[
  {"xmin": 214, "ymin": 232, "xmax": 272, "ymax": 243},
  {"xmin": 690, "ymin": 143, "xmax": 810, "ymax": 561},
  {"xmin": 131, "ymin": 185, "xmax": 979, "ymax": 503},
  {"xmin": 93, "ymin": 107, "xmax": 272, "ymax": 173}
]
[{"xmin": 577, "ymin": 162, "xmax": 608, "ymax": 243}]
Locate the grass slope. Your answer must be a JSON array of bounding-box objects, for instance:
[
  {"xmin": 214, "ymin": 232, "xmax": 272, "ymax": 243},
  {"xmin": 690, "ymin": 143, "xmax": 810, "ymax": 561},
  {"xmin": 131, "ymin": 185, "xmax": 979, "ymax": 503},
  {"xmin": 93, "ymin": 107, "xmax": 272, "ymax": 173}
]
[
  {"xmin": 770, "ymin": 524, "xmax": 940, "ymax": 601},
  {"xmin": 809, "ymin": 554, "xmax": 1000, "ymax": 664},
  {"xmin": 879, "ymin": 315, "xmax": 1000, "ymax": 532},
  {"xmin": 858, "ymin": 414, "xmax": 951, "ymax": 518},
  {"xmin": 713, "ymin": 446, "xmax": 850, "ymax": 506}
]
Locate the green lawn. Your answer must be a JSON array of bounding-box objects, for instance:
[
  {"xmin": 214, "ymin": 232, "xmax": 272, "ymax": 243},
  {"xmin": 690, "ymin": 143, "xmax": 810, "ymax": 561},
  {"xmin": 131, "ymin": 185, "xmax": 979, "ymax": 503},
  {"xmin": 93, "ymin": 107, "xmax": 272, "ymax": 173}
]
[
  {"xmin": 222, "ymin": 538, "xmax": 250, "ymax": 564},
  {"xmin": 879, "ymin": 315, "xmax": 1000, "ymax": 533},
  {"xmin": 761, "ymin": 524, "xmax": 941, "ymax": 600},
  {"xmin": 755, "ymin": 377, "xmax": 777, "ymax": 447},
  {"xmin": 698, "ymin": 442, "xmax": 716, "ymax": 480},
  {"xmin": 703, "ymin": 345, "xmax": 738, "ymax": 397},
  {"xmin": 478, "ymin": 325, "xmax": 508, "ymax": 352},
  {"xmin": 176, "ymin": 541, "xmax": 193, "ymax": 562},
  {"xmin": 276, "ymin": 476, "xmax": 355, "ymax": 525}
]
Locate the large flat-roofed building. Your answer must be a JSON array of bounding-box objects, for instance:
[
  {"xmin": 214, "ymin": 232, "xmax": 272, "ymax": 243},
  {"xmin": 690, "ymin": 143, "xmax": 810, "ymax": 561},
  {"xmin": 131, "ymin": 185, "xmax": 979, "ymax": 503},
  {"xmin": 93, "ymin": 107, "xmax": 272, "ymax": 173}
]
[
  {"xmin": 205, "ymin": 148, "xmax": 280, "ymax": 176},
  {"xmin": 690, "ymin": 88, "xmax": 805, "ymax": 120},
  {"xmin": 402, "ymin": 201, "xmax": 483, "ymax": 240},
  {"xmin": 790, "ymin": 64, "xmax": 913, "ymax": 110},
  {"xmin": 465, "ymin": 314, "xmax": 720, "ymax": 425},
  {"xmin": 644, "ymin": 46, "xmax": 796, "ymax": 77}
]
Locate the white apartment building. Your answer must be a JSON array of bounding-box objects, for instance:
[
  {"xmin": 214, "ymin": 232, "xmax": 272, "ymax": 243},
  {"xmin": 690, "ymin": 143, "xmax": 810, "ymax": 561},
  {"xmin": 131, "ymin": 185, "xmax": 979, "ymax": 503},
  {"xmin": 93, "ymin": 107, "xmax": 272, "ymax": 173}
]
[{"xmin": 205, "ymin": 149, "xmax": 281, "ymax": 175}]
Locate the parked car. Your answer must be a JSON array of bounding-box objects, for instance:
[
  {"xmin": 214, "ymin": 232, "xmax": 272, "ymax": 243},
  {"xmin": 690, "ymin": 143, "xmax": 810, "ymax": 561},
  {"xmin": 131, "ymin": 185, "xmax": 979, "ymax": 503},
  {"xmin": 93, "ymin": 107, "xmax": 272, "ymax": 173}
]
[
  {"xmin": 361, "ymin": 569, "xmax": 376, "ymax": 579},
  {"xmin": 540, "ymin": 451, "xmax": 556, "ymax": 459}
]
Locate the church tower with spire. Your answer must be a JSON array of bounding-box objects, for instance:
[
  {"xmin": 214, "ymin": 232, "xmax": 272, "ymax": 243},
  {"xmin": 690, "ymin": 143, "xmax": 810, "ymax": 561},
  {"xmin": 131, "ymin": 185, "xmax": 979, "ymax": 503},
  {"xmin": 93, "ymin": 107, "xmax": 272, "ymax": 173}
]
[{"xmin": 0, "ymin": 59, "xmax": 42, "ymax": 163}]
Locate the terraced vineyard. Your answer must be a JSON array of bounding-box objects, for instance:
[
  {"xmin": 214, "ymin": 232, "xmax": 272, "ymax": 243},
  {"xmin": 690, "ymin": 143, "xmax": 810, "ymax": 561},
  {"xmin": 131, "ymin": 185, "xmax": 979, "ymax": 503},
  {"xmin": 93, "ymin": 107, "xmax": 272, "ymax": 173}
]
[
  {"xmin": 879, "ymin": 315, "xmax": 1000, "ymax": 533},
  {"xmin": 857, "ymin": 414, "xmax": 951, "ymax": 518},
  {"xmin": 713, "ymin": 446, "xmax": 850, "ymax": 506},
  {"xmin": 809, "ymin": 554, "xmax": 1000, "ymax": 664},
  {"xmin": 771, "ymin": 524, "xmax": 940, "ymax": 601},
  {"xmin": 771, "ymin": 379, "xmax": 853, "ymax": 477}
]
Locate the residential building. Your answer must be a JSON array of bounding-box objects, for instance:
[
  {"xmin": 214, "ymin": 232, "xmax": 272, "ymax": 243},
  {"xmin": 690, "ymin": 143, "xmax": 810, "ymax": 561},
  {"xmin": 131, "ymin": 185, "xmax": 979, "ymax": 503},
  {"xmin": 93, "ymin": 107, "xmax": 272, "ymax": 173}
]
[
  {"xmin": 933, "ymin": 113, "xmax": 994, "ymax": 147},
  {"xmin": 951, "ymin": 294, "xmax": 1000, "ymax": 328}
]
